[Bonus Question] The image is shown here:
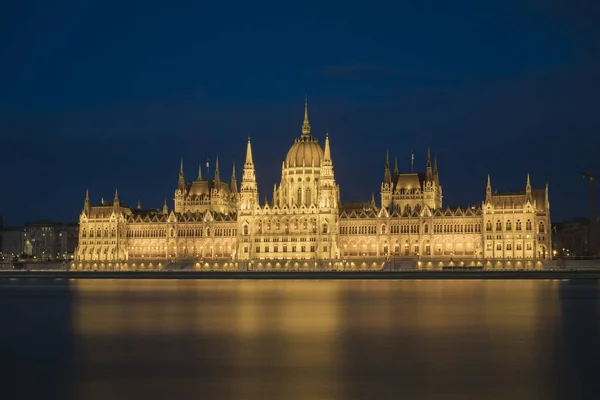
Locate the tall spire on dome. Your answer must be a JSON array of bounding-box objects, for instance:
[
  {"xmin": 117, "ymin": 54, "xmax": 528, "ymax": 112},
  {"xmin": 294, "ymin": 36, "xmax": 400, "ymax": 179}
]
[
  {"xmin": 214, "ymin": 156, "xmax": 221, "ymax": 189},
  {"xmin": 197, "ymin": 162, "xmax": 203, "ymax": 180},
  {"xmin": 301, "ymin": 96, "xmax": 311, "ymax": 137}
]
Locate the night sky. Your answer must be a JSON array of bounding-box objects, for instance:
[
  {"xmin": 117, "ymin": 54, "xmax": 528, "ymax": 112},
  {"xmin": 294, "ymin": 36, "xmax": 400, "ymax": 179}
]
[{"xmin": 1, "ymin": 0, "xmax": 599, "ymax": 226}]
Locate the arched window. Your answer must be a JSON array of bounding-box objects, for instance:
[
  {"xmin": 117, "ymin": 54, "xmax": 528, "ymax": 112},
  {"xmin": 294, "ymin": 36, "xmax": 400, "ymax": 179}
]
[
  {"xmin": 538, "ymin": 221, "xmax": 545, "ymax": 233},
  {"xmin": 297, "ymin": 188, "xmax": 302, "ymax": 206},
  {"xmin": 382, "ymin": 224, "xmax": 387, "ymax": 234},
  {"xmin": 206, "ymin": 227, "xmax": 211, "ymax": 236},
  {"xmin": 516, "ymin": 220, "xmax": 522, "ymax": 231},
  {"xmin": 526, "ymin": 219, "xmax": 532, "ymax": 231},
  {"xmin": 257, "ymin": 221, "xmax": 262, "ymax": 234},
  {"xmin": 486, "ymin": 221, "xmax": 492, "ymax": 232},
  {"xmin": 82, "ymin": 229, "xmax": 87, "ymax": 238},
  {"xmin": 423, "ymin": 223, "xmax": 429, "ymax": 234},
  {"xmin": 496, "ymin": 220, "xmax": 502, "ymax": 231},
  {"xmin": 243, "ymin": 225, "xmax": 248, "ymax": 235},
  {"xmin": 506, "ymin": 220, "xmax": 512, "ymax": 231},
  {"xmin": 305, "ymin": 188, "xmax": 311, "ymax": 207},
  {"xmin": 322, "ymin": 223, "xmax": 328, "ymax": 234}
]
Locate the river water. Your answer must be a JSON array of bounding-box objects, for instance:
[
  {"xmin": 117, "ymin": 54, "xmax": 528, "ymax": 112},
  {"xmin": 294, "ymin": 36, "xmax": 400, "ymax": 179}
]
[{"xmin": 1, "ymin": 279, "xmax": 599, "ymax": 399}]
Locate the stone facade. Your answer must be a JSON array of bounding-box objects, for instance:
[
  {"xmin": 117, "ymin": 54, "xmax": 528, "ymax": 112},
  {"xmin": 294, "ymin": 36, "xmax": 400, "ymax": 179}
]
[{"xmin": 73, "ymin": 101, "xmax": 552, "ymax": 270}]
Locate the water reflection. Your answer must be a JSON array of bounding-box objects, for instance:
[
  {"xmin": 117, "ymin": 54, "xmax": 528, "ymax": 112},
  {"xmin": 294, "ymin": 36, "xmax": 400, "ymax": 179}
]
[{"xmin": 1, "ymin": 279, "xmax": 599, "ymax": 399}]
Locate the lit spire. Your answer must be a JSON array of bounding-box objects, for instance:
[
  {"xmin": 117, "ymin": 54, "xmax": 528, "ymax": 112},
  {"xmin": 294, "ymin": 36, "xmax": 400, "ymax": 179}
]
[
  {"xmin": 301, "ymin": 96, "xmax": 311, "ymax": 137},
  {"xmin": 487, "ymin": 174, "xmax": 491, "ymax": 189},
  {"xmin": 214, "ymin": 155, "xmax": 221, "ymax": 189},
  {"xmin": 198, "ymin": 162, "xmax": 203, "ymax": 180},
  {"xmin": 163, "ymin": 198, "xmax": 168, "ymax": 214},
  {"xmin": 426, "ymin": 148, "xmax": 433, "ymax": 181},
  {"xmin": 230, "ymin": 162, "xmax": 237, "ymax": 193},
  {"xmin": 84, "ymin": 189, "xmax": 90, "ymax": 214},
  {"xmin": 324, "ymin": 131, "xmax": 331, "ymax": 161},
  {"xmin": 114, "ymin": 188, "xmax": 119, "ymax": 203},
  {"xmin": 394, "ymin": 156, "xmax": 399, "ymax": 175},
  {"xmin": 245, "ymin": 137, "xmax": 253, "ymax": 165},
  {"xmin": 178, "ymin": 157, "xmax": 185, "ymax": 191},
  {"xmin": 383, "ymin": 150, "xmax": 391, "ymax": 184},
  {"xmin": 137, "ymin": 199, "xmax": 141, "ymax": 210}
]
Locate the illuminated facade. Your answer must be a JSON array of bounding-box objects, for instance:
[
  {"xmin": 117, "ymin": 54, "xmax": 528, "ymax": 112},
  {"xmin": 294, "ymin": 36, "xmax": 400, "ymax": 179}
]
[{"xmin": 73, "ymin": 101, "xmax": 552, "ymax": 270}]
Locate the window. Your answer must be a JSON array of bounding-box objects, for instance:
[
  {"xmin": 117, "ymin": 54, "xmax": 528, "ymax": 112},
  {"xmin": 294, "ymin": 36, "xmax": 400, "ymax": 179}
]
[
  {"xmin": 526, "ymin": 220, "xmax": 532, "ymax": 231},
  {"xmin": 323, "ymin": 246, "xmax": 328, "ymax": 252},
  {"xmin": 516, "ymin": 243, "xmax": 522, "ymax": 251},
  {"xmin": 486, "ymin": 243, "xmax": 492, "ymax": 251},
  {"xmin": 274, "ymin": 245, "xmax": 278, "ymax": 252},
  {"xmin": 243, "ymin": 225, "xmax": 248, "ymax": 235},
  {"xmin": 283, "ymin": 245, "xmax": 287, "ymax": 252},
  {"xmin": 382, "ymin": 224, "xmax": 387, "ymax": 234},
  {"xmin": 496, "ymin": 220, "xmax": 502, "ymax": 231},
  {"xmin": 301, "ymin": 245, "xmax": 306, "ymax": 252},
  {"xmin": 506, "ymin": 243, "xmax": 512, "ymax": 251},
  {"xmin": 264, "ymin": 245, "xmax": 269, "ymax": 252},
  {"xmin": 496, "ymin": 243, "xmax": 502, "ymax": 251},
  {"xmin": 486, "ymin": 221, "xmax": 492, "ymax": 232},
  {"xmin": 310, "ymin": 245, "xmax": 315, "ymax": 252},
  {"xmin": 506, "ymin": 220, "xmax": 512, "ymax": 231},
  {"xmin": 539, "ymin": 222, "xmax": 545, "ymax": 233},
  {"xmin": 527, "ymin": 243, "xmax": 532, "ymax": 250},
  {"xmin": 322, "ymin": 223, "xmax": 328, "ymax": 234},
  {"xmin": 292, "ymin": 245, "xmax": 296, "ymax": 252},
  {"xmin": 255, "ymin": 246, "xmax": 260, "ymax": 253},
  {"xmin": 423, "ymin": 224, "xmax": 429, "ymax": 234}
]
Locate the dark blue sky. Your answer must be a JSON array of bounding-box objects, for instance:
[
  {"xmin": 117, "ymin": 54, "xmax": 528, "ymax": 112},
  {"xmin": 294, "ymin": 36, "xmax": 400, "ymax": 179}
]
[{"xmin": 1, "ymin": 0, "xmax": 599, "ymax": 225}]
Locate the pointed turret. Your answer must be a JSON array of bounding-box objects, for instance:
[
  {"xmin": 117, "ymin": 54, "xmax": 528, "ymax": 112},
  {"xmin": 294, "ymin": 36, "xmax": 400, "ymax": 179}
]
[
  {"xmin": 113, "ymin": 188, "xmax": 120, "ymax": 208},
  {"xmin": 383, "ymin": 150, "xmax": 392, "ymax": 185},
  {"xmin": 433, "ymin": 155, "xmax": 439, "ymax": 185},
  {"xmin": 198, "ymin": 162, "xmax": 203, "ymax": 181},
  {"xmin": 163, "ymin": 199, "xmax": 168, "ymax": 214},
  {"xmin": 486, "ymin": 174, "xmax": 492, "ymax": 203},
  {"xmin": 240, "ymin": 137, "xmax": 258, "ymax": 210},
  {"xmin": 137, "ymin": 199, "xmax": 142, "ymax": 210},
  {"xmin": 323, "ymin": 131, "xmax": 331, "ymax": 162},
  {"xmin": 177, "ymin": 157, "xmax": 186, "ymax": 192},
  {"xmin": 214, "ymin": 156, "xmax": 221, "ymax": 189},
  {"xmin": 525, "ymin": 173, "xmax": 532, "ymax": 201},
  {"xmin": 301, "ymin": 96, "xmax": 311, "ymax": 137},
  {"xmin": 394, "ymin": 156, "xmax": 399, "ymax": 176},
  {"xmin": 426, "ymin": 148, "xmax": 433, "ymax": 181},
  {"xmin": 230, "ymin": 163, "xmax": 237, "ymax": 193},
  {"xmin": 371, "ymin": 192, "xmax": 376, "ymax": 208},
  {"xmin": 245, "ymin": 137, "xmax": 254, "ymax": 165},
  {"xmin": 84, "ymin": 189, "xmax": 90, "ymax": 215},
  {"xmin": 272, "ymin": 183, "xmax": 277, "ymax": 207}
]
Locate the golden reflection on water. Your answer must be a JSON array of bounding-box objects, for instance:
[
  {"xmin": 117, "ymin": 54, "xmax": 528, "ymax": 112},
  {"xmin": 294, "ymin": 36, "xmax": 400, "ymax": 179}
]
[{"xmin": 70, "ymin": 279, "xmax": 572, "ymax": 400}]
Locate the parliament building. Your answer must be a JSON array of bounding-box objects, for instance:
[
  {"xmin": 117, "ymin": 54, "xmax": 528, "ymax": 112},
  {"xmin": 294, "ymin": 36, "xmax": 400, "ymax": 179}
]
[{"xmin": 72, "ymin": 101, "xmax": 552, "ymax": 271}]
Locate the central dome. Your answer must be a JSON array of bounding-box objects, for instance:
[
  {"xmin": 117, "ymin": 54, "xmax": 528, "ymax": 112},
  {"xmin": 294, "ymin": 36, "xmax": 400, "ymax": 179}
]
[{"xmin": 285, "ymin": 136, "xmax": 324, "ymax": 168}]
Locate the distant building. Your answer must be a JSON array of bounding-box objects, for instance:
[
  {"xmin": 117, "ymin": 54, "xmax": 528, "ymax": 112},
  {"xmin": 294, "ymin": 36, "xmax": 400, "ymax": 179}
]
[
  {"xmin": 73, "ymin": 101, "xmax": 553, "ymax": 271},
  {"xmin": 22, "ymin": 220, "xmax": 79, "ymax": 260},
  {"xmin": 553, "ymin": 217, "xmax": 600, "ymax": 257},
  {"xmin": 0, "ymin": 227, "xmax": 24, "ymax": 260}
]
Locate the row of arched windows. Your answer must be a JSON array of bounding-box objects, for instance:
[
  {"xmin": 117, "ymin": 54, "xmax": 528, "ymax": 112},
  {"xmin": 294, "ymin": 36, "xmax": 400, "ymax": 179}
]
[
  {"xmin": 82, "ymin": 227, "xmax": 116, "ymax": 238},
  {"xmin": 485, "ymin": 219, "xmax": 542, "ymax": 232}
]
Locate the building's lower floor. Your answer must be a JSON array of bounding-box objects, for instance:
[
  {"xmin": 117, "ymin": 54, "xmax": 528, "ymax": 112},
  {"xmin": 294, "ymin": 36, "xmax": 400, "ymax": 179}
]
[{"xmin": 70, "ymin": 257, "xmax": 546, "ymax": 271}]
